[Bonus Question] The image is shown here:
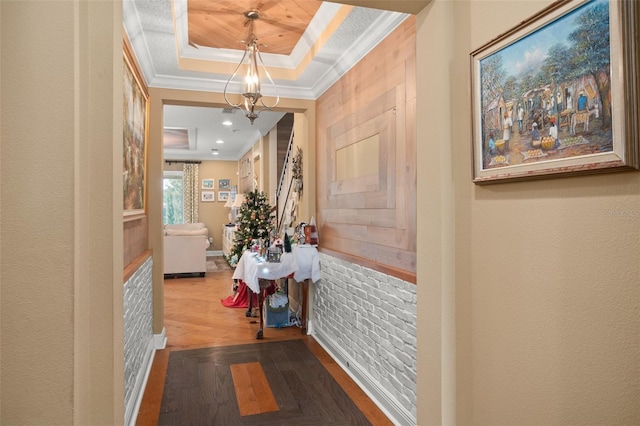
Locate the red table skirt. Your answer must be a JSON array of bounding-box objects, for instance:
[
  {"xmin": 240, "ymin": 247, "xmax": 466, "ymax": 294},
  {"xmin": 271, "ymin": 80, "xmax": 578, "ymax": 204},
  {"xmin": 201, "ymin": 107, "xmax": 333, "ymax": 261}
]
[
  {"xmin": 221, "ymin": 280, "xmax": 257, "ymax": 308},
  {"xmin": 221, "ymin": 279, "xmax": 278, "ymax": 308}
]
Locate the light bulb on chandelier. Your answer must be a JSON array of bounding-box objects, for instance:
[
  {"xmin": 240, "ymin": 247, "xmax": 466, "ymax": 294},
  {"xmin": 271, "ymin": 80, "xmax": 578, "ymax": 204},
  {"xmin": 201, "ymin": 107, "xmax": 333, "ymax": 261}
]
[{"xmin": 223, "ymin": 10, "xmax": 279, "ymax": 125}]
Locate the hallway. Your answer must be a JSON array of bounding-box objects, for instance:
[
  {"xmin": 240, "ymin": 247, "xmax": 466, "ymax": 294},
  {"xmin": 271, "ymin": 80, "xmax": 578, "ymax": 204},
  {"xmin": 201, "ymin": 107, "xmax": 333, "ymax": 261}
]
[{"xmin": 135, "ymin": 266, "xmax": 392, "ymax": 425}]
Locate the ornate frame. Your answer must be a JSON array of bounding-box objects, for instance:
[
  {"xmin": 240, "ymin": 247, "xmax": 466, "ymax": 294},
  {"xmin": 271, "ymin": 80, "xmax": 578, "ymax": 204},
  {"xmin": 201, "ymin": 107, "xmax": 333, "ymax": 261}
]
[
  {"xmin": 471, "ymin": 0, "xmax": 639, "ymax": 183},
  {"xmin": 123, "ymin": 43, "xmax": 149, "ymax": 217}
]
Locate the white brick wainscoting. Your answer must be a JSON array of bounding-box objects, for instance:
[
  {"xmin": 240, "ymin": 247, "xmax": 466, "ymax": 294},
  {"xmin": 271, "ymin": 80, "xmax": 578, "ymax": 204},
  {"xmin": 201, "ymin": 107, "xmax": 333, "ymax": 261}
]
[
  {"xmin": 313, "ymin": 253, "xmax": 417, "ymax": 425},
  {"xmin": 123, "ymin": 256, "xmax": 155, "ymax": 426}
]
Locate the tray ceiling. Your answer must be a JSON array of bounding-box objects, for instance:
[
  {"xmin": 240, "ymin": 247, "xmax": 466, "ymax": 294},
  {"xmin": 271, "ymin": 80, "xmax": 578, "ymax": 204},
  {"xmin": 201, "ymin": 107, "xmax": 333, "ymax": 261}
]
[
  {"xmin": 187, "ymin": 0, "xmax": 323, "ymax": 55},
  {"xmin": 123, "ymin": 0, "xmax": 410, "ymax": 160}
]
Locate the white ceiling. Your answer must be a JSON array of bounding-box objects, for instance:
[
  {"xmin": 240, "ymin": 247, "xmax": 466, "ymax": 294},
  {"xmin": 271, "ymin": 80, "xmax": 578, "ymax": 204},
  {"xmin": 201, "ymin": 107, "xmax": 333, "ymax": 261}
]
[
  {"xmin": 162, "ymin": 105, "xmax": 285, "ymax": 162},
  {"xmin": 123, "ymin": 0, "xmax": 409, "ymax": 161}
]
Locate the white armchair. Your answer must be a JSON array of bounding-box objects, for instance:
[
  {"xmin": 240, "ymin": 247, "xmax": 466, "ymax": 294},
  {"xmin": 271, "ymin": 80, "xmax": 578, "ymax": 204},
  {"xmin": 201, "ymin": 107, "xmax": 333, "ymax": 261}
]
[{"xmin": 163, "ymin": 223, "xmax": 210, "ymax": 276}]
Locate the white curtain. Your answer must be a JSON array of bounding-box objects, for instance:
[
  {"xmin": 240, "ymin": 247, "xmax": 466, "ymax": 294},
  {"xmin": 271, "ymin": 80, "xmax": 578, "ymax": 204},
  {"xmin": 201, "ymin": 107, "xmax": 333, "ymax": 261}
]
[{"xmin": 183, "ymin": 163, "xmax": 199, "ymax": 223}]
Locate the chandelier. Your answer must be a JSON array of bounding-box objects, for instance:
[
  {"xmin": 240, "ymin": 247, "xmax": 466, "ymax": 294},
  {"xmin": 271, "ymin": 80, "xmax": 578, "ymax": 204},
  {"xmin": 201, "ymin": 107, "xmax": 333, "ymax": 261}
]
[{"xmin": 224, "ymin": 11, "xmax": 279, "ymax": 125}]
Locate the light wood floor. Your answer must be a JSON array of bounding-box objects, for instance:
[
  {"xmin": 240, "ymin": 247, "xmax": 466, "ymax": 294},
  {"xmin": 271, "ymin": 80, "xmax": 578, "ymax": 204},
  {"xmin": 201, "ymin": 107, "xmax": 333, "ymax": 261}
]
[{"xmin": 135, "ymin": 267, "xmax": 393, "ymax": 425}]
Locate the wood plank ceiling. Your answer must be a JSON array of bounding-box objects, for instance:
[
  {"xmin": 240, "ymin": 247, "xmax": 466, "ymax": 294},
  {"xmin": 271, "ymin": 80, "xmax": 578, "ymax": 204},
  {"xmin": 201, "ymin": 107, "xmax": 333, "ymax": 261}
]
[{"xmin": 187, "ymin": 0, "xmax": 322, "ymax": 55}]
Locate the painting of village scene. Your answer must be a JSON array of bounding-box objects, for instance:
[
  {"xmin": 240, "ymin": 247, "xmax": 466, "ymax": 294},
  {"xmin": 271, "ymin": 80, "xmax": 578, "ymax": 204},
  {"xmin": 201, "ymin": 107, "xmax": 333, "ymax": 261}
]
[
  {"xmin": 123, "ymin": 53, "xmax": 148, "ymax": 216},
  {"xmin": 474, "ymin": 0, "xmax": 620, "ymax": 181}
]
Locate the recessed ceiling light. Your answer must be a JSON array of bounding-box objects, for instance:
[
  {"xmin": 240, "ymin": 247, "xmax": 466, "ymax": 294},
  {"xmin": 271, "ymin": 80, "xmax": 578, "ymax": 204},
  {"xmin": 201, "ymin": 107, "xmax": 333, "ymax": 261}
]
[
  {"xmin": 216, "ymin": 139, "xmax": 224, "ymax": 144},
  {"xmin": 222, "ymin": 120, "xmax": 232, "ymax": 126},
  {"xmin": 211, "ymin": 149, "xmax": 219, "ymax": 156}
]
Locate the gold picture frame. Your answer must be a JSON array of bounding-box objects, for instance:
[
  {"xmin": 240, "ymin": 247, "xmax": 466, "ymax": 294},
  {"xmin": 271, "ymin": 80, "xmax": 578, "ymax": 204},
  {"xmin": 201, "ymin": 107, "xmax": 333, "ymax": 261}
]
[
  {"xmin": 471, "ymin": 0, "xmax": 639, "ymax": 183},
  {"xmin": 123, "ymin": 43, "xmax": 149, "ymax": 218}
]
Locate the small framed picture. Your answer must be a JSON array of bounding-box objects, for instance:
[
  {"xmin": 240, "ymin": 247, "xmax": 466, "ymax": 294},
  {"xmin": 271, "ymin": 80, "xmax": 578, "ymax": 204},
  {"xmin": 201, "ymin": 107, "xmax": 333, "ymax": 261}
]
[
  {"xmin": 201, "ymin": 191, "xmax": 215, "ymax": 202},
  {"xmin": 218, "ymin": 191, "xmax": 230, "ymax": 202},
  {"xmin": 218, "ymin": 179, "xmax": 230, "ymax": 190},
  {"xmin": 202, "ymin": 179, "xmax": 214, "ymax": 189}
]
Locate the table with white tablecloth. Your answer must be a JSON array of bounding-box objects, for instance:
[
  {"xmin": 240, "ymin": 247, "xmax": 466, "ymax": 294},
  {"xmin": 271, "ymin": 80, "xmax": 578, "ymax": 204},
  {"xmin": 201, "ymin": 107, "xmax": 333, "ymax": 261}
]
[
  {"xmin": 232, "ymin": 245, "xmax": 320, "ymax": 337},
  {"xmin": 232, "ymin": 250, "xmax": 297, "ymax": 293}
]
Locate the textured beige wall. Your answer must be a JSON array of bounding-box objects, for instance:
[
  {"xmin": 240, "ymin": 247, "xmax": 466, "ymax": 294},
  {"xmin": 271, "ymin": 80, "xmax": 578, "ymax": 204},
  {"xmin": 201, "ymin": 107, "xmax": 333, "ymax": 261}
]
[
  {"xmin": 0, "ymin": 1, "xmax": 123, "ymax": 424},
  {"xmin": 415, "ymin": 2, "xmax": 455, "ymax": 423},
  {"xmin": 1, "ymin": 3, "xmax": 75, "ymax": 422},
  {"xmin": 416, "ymin": 1, "xmax": 640, "ymax": 425}
]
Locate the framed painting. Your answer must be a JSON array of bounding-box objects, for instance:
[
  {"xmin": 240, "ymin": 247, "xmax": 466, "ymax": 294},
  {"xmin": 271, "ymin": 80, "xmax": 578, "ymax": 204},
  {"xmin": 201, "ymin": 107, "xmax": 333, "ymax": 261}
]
[
  {"xmin": 123, "ymin": 44, "xmax": 149, "ymax": 217},
  {"xmin": 471, "ymin": 0, "xmax": 639, "ymax": 183},
  {"xmin": 202, "ymin": 178, "xmax": 214, "ymax": 189},
  {"xmin": 219, "ymin": 179, "xmax": 231, "ymax": 190},
  {"xmin": 201, "ymin": 191, "xmax": 215, "ymax": 202},
  {"xmin": 218, "ymin": 191, "xmax": 230, "ymax": 202}
]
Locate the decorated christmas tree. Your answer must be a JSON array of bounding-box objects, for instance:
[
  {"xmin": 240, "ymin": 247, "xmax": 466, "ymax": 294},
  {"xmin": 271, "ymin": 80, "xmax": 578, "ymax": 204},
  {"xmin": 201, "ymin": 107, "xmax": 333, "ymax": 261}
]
[{"xmin": 227, "ymin": 189, "xmax": 274, "ymax": 266}]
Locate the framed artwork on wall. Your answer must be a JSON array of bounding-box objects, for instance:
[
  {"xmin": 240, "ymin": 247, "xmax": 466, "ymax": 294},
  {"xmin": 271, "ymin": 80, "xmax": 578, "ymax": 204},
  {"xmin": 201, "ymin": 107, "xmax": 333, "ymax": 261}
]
[
  {"xmin": 471, "ymin": 0, "xmax": 639, "ymax": 183},
  {"xmin": 201, "ymin": 191, "xmax": 215, "ymax": 202},
  {"xmin": 218, "ymin": 191, "xmax": 230, "ymax": 202},
  {"xmin": 202, "ymin": 178, "xmax": 214, "ymax": 189},
  {"xmin": 123, "ymin": 44, "xmax": 149, "ymax": 218},
  {"xmin": 219, "ymin": 179, "xmax": 231, "ymax": 189}
]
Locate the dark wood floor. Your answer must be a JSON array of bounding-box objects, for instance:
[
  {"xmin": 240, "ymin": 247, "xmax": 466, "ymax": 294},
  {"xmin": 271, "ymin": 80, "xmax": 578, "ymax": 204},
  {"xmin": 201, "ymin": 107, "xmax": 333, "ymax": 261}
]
[{"xmin": 136, "ymin": 265, "xmax": 392, "ymax": 425}]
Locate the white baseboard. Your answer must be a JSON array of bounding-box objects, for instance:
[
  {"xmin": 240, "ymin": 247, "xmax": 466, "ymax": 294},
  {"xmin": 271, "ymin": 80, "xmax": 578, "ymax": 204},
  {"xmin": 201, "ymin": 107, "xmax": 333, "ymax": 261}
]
[
  {"xmin": 312, "ymin": 329, "xmax": 416, "ymax": 426},
  {"xmin": 126, "ymin": 337, "xmax": 156, "ymax": 426},
  {"xmin": 206, "ymin": 250, "xmax": 223, "ymax": 256},
  {"xmin": 154, "ymin": 327, "xmax": 167, "ymax": 349},
  {"xmin": 127, "ymin": 328, "xmax": 167, "ymax": 426}
]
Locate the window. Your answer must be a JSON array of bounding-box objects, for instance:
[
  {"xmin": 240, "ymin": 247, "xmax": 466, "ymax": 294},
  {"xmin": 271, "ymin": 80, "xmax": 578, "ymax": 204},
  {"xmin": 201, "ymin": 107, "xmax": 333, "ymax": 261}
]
[{"xmin": 163, "ymin": 171, "xmax": 184, "ymax": 225}]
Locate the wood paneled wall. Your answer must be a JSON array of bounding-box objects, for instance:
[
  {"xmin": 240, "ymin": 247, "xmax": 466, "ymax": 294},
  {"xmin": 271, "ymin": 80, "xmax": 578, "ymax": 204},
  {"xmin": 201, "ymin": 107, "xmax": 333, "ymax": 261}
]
[{"xmin": 316, "ymin": 17, "xmax": 416, "ymax": 282}]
